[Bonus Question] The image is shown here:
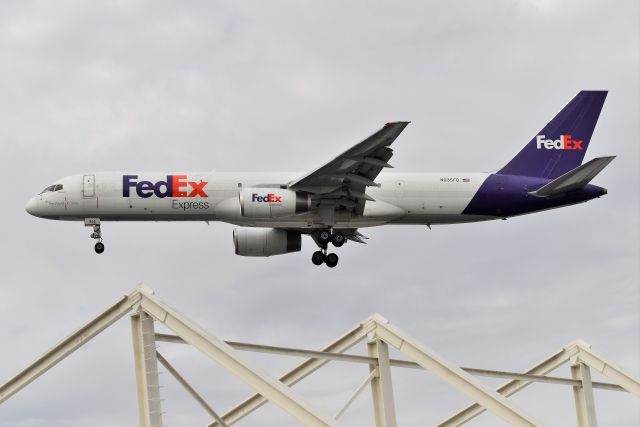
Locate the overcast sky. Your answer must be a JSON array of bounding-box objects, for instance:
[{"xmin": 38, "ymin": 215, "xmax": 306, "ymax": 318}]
[{"xmin": 0, "ymin": 1, "xmax": 638, "ymax": 426}]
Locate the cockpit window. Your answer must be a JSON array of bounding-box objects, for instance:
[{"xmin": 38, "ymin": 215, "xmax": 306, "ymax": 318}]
[{"xmin": 40, "ymin": 184, "xmax": 63, "ymax": 194}]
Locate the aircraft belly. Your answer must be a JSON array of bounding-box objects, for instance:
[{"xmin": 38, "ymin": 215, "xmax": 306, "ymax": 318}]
[{"xmin": 388, "ymin": 214, "xmax": 495, "ymax": 225}]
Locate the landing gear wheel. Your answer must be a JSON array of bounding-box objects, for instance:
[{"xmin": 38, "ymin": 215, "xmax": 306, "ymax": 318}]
[
  {"xmin": 325, "ymin": 253, "xmax": 339, "ymax": 268},
  {"xmin": 311, "ymin": 251, "xmax": 325, "ymax": 266},
  {"xmin": 89, "ymin": 223, "xmax": 104, "ymax": 254},
  {"xmin": 318, "ymin": 230, "xmax": 331, "ymax": 245},
  {"xmin": 331, "ymin": 232, "xmax": 345, "ymax": 247}
]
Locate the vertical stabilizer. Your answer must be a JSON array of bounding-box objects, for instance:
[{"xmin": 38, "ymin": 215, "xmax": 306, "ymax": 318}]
[{"xmin": 498, "ymin": 91, "xmax": 607, "ymax": 179}]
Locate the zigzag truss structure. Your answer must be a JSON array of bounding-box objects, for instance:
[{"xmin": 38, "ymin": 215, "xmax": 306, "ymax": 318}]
[{"xmin": 0, "ymin": 284, "xmax": 638, "ymax": 426}]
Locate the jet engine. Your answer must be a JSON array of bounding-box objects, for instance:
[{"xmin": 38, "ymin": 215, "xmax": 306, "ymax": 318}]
[
  {"xmin": 233, "ymin": 227, "xmax": 302, "ymax": 257},
  {"xmin": 239, "ymin": 188, "xmax": 310, "ymax": 219}
]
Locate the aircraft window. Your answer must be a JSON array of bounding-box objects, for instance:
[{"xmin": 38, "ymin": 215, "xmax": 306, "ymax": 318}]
[{"xmin": 40, "ymin": 185, "xmax": 61, "ymax": 194}]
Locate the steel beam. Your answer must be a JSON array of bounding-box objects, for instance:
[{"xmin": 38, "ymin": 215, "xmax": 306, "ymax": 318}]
[
  {"xmin": 571, "ymin": 362, "xmax": 598, "ymax": 427},
  {"xmin": 0, "ymin": 289, "xmax": 141, "ymax": 404},
  {"xmin": 156, "ymin": 351, "xmax": 228, "ymax": 426},
  {"xmin": 575, "ymin": 344, "xmax": 640, "ymax": 396},
  {"xmin": 334, "ymin": 369, "xmax": 377, "ymax": 420},
  {"xmin": 156, "ymin": 334, "xmax": 623, "ymax": 391},
  {"xmin": 156, "ymin": 334, "xmax": 377, "ymax": 365},
  {"xmin": 131, "ymin": 311, "xmax": 163, "ymax": 427},
  {"xmin": 460, "ymin": 368, "xmax": 623, "ymax": 391},
  {"xmin": 136, "ymin": 286, "xmax": 340, "ymax": 427},
  {"xmin": 368, "ymin": 339, "xmax": 397, "ymax": 427},
  {"xmin": 372, "ymin": 317, "xmax": 541, "ymax": 427},
  {"xmin": 439, "ymin": 340, "xmax": 583, "ymax": 426},
  {"xmin": 368, "ymin": 340, "xmax": 383, "ymax": 427},
  {"xmin": 206, "ymin": 317, "xmax": 375, "ymax": 427},
  {"xmin": 207, "ymin": 319, "xmax": 374, "ymax": 427}
]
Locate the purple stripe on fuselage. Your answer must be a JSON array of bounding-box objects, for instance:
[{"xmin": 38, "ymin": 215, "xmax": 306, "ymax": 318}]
[{"xmin": 462, "ymin": 174, "xmax": 606, "ymax": 217}]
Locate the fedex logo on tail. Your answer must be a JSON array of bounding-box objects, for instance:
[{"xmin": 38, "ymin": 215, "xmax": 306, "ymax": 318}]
[
  {"xmin": 536, "ymin": 135, "xmax": 583, "ymax": 150},
  {"xmin": 123, "ymin": 175, "xmax": 208, "ymax": 198},
  {"xmin": 252, "ymin": 193, "xmax": 282, "ymax": 203}
]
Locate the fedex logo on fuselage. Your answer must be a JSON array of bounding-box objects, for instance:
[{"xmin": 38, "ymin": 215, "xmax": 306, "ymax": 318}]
[
  {"xmin": 252, "ymin": 193, "xmax": 282, "ymax": 203},
  {"xmin": 536, "ymin": 135, "xmax": 583, "ymax": 150},
  {"xmin": 123, "ymin": 175, "xmax": 208, "ymax": 198}
]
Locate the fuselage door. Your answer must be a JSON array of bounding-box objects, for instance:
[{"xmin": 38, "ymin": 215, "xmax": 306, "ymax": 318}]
[{"xmin": 83, "ymin": 175, "xmax": 95, "ymax": 198}]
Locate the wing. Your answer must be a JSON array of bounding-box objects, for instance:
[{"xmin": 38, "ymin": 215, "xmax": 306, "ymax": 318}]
[{"xmin": 288, "ymin": 121, "xmax": 409, "ymax": 217}]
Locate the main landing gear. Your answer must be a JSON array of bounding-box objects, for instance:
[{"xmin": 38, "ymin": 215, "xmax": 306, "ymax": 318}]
[
  {"xmin": 317, "ymin": 230, "xmax": 345, "ymax": 247},
  {"xmin": 311, "ymin": 230, "xmax": 345, "ymax": 267},
  {"xmin": 90, "ymin": 224, "xmax": 104, "ymax": 254},
  {"xmin": 311, "ymin": 250, "xmax": 339, "ymax": 268}
]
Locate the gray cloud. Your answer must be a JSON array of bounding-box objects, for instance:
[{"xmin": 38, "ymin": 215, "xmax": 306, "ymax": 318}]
[{"xmin": 0, "ymin": 1, "xmax": 638, "ymax": 426}]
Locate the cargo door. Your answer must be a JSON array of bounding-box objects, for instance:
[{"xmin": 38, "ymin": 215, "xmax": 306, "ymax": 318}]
[{"xmin": 83, "ymin": 175, "xmax": 95, "ymax": 198}]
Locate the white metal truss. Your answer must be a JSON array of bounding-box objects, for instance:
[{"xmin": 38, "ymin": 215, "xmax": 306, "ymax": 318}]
[
  {"xmin": 0, "ymin": 284, "xmax": 638, "ymax": 427},
  {"xmin": 438, "ymin": 338, "xmax": 640, "ymax": 426}
]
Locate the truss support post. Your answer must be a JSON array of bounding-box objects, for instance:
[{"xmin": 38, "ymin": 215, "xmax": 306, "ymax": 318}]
[
  {"xmin": 131, "ymin": 311, "xmax": 163, "ymax": 427},
  {"xmin": 571, "ymin": 362, "xmax": 598, "ymax": 427},
  {"xmin": 368, "ymin": 338, "xmax": 398, "ymax": 427}
]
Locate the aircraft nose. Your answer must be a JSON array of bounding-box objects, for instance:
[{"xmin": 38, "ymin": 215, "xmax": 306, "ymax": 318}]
[{"xmin": 25, "ymin": 197, "xmax": 41, "ymax": 217}]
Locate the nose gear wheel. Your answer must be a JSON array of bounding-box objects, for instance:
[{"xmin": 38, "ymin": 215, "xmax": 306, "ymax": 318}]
[{"xmin": 90, "ymin": 224, "xmax": 105, "ymax": 254}]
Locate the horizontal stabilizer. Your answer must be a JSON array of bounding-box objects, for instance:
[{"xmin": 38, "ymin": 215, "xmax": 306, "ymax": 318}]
[{"xmin": 529, "ymin": 156, "xmax": 615, "ymax": 197}]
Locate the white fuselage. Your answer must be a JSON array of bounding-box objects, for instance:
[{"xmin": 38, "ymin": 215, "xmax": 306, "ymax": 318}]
[{"xmin": 26, "ymin": 172, "xmax": 496, "ymax": 229}]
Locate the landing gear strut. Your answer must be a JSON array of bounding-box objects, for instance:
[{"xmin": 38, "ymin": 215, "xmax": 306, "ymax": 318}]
[{"xmin": 90, "ymin": 224, "xmax": 104, "ymax": 254}]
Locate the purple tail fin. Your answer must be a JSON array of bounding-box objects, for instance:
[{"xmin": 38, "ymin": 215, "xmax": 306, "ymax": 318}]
[{"xmin": 498, "ymin": 91, "xmax": 607, "ymax": 179}]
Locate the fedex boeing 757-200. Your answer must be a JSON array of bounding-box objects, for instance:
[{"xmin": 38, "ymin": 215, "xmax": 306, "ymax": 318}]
[{"xmin": 26, "ymin": 91, "xmax": 614, "ymax": 267}]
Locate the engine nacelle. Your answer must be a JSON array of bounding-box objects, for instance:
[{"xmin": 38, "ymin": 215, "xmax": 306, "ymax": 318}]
[
  {"xmin": 240, "ymin": 188, "xmax": 310, "ymax": 219},
  {"xmin": 233, "ymin": 227, "xmax": 302, "ymax": 257}
]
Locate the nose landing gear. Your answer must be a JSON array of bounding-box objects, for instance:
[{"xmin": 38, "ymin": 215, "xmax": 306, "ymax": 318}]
[{"xmin": 90, "ymin": 224, "xmax": 104, "ymax": 254}]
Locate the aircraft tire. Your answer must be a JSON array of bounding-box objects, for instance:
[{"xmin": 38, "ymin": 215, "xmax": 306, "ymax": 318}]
[
  {"xmin": 325, "ymin": 253, "xmax": 339, "ymax": 268},
  {"xmin": 311, "ymin": 251, "xmax": 325, "ymax": 265},
  {"xmin": 94, "ymin": 242, "xmax": 105, "ymax": 254},
  {"xmin": 331, "ymin": 232, "xmax": 345, "ymax": 247},
  {"xmin": 318, "ymin": 230, "xmax": 331, "ymax": 245}
]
